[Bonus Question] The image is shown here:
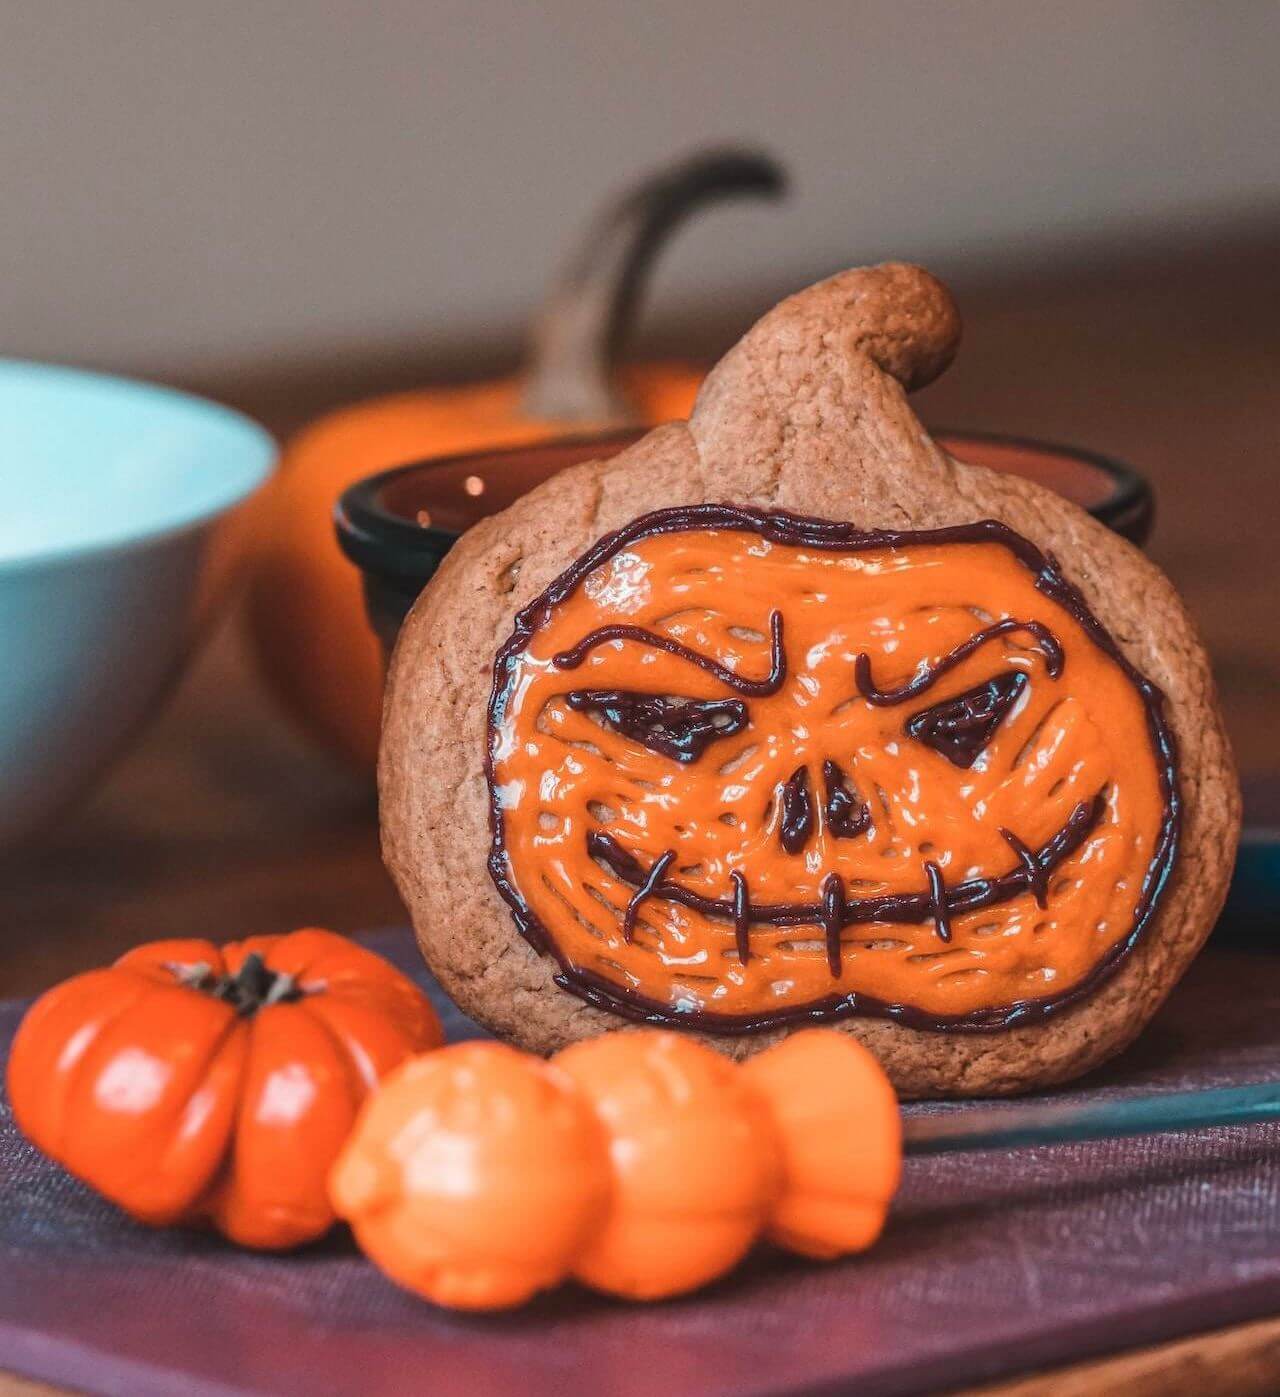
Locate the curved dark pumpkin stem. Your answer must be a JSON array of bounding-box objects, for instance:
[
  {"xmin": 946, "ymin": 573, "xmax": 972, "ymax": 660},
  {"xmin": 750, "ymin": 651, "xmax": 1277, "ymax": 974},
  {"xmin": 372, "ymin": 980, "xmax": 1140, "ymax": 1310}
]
[
  {"xmin": 522, "ymin": 146, "xmax": 786, "ymax": 424},
  {"xmin": 176, "ymin": 952, "xmax": 305, "ymax": 1016}
]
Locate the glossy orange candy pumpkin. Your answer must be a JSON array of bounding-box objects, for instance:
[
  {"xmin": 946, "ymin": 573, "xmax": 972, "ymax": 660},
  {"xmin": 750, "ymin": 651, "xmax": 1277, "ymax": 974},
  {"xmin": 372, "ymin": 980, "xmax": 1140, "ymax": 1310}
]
[
  {"xmin": 7, "ymin": 929, "xmax": 442, "ymax": 1250},
  {"xmin": 554, "ymin": 1031, "xmax": 779, "ymax": 1299},
  {"xmin": 329, "ymin": 1042, "xmax": 610, "ymax": 1309}
]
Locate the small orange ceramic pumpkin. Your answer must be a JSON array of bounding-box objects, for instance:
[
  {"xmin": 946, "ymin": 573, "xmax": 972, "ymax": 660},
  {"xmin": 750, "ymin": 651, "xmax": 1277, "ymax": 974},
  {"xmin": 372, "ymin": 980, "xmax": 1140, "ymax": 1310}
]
[
  {"xmin": 741, "ymin": 1030, "xmax": 902, "ymax": 1258},
  {"xmin": 247, "ymin": 149, "xmax": 783, "ymax": 766},
  {"xmin": 7, "ymin": 929, "xmax": 441, "ymax": 1250},
  {"xmin": 553, "ymin": 1031, "xmax": 780, "ymax": 1299},
  {"xmin": 329, "ymin": 1041, "xmax": 610, "ymax": 1309}
]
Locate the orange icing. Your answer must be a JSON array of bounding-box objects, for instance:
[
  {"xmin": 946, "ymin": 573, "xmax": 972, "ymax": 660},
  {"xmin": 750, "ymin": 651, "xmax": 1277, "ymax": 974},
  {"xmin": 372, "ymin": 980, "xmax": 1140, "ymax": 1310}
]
[{"xmin": 490, "ymin": 521, "xmax": 1168, "ymax": 1027}]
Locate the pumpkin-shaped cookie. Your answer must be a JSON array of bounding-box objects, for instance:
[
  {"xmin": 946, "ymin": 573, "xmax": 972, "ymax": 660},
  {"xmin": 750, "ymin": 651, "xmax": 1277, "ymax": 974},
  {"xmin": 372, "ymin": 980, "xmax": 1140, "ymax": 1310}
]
[{"xmin": 381, "ymin": 263, "xmax": 1239, "ymax": 1097}]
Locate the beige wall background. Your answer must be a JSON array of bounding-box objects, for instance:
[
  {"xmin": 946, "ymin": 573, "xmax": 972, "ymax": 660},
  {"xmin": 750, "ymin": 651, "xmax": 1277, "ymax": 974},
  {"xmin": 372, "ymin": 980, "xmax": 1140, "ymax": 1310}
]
[{"xmin": 4, "ymin": 1, "xmax": 1279, "ymax": 376}]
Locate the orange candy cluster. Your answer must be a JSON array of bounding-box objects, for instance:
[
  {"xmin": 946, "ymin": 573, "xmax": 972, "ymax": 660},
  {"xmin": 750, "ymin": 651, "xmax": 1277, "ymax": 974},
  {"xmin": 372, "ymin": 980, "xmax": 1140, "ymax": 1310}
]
[{"xmin": 329, "ymin": 1029, "xmax": 902, "ymax": 1309}]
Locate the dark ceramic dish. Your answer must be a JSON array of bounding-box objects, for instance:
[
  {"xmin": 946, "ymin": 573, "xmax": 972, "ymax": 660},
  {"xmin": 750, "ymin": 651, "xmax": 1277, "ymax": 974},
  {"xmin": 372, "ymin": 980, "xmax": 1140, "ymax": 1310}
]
[{"xmin": 336, "ymin": 430, "xmax": 1153, "ymax": 658}]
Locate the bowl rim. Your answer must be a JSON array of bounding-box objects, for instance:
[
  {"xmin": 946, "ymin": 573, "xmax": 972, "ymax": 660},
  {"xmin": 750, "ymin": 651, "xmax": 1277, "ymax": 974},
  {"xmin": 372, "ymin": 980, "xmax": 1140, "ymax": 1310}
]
[
  {"xmin": 932, "ymin": 427, "xmax": 1153, "ymax": 542},
  {"xmin": 336, "ymin": 427, "xmax": 1153, "ymax": 582},
  {"xmin": 336, "ymin": 428, "xmax": 646, "ymax": 580},
  {"xmin": 0, "ymin": 358, "xmax": 277, "ymax": 574}
]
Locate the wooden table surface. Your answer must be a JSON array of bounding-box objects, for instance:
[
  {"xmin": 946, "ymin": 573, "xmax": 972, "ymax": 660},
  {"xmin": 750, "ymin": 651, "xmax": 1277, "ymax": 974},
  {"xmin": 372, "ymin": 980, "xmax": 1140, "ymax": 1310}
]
[{"xmin": 1, "ymin": 226, "xmax": 1277, "ymax": 1394}]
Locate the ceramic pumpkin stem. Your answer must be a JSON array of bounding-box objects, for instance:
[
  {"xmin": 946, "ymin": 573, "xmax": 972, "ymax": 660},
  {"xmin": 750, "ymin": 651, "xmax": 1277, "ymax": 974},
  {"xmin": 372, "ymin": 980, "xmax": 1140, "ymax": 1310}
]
[
  {"xmin": 521, "ymin": 147, "xmax": 785, "ymax": 423},
  {"xmin": 175, "ymin": 952, "xmax": 306, "ymax": 1014}
]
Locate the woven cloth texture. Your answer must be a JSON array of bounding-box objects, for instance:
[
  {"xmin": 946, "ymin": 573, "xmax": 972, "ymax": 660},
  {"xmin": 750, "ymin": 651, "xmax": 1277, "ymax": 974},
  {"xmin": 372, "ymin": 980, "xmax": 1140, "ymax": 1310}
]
[{"xmin": 3, "ymin": 921, "xmax": 1280, "ymax": 1397}]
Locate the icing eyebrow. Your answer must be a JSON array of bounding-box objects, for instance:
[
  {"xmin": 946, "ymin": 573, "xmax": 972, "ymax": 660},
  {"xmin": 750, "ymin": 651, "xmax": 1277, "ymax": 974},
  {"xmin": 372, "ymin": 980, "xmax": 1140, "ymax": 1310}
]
[
  {"xmin": 552, "ymin": 609, "xmax": 786, "ymax": 697},
  {"xmin": 853, "ymin": 617, "xmax": 1063, "ymax": 706}
]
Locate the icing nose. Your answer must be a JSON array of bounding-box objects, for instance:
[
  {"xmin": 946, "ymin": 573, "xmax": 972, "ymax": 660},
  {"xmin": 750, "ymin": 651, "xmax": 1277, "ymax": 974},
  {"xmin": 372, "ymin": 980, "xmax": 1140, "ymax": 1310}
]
[
  {"xmin": 779, "ymin": 765, "xmax": 815, "ymax": 854},
  {"xmin": 778, "ymin": 761, "xmax": 872, "ymax": 854}
]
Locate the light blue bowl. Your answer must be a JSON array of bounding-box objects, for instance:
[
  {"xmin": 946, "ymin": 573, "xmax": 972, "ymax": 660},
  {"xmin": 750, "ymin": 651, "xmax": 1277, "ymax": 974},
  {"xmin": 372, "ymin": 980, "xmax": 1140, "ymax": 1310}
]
[{"xmin": 0, "ymin": 360, "xmax": 276, "ymax": 845}]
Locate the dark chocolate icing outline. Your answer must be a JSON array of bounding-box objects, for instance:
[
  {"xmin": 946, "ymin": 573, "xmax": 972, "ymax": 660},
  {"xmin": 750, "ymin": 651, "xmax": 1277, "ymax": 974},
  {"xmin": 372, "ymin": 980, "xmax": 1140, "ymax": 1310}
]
[{"xmin": 485, "ymin": 505, "xmax": 1180, "ymax": 1035}]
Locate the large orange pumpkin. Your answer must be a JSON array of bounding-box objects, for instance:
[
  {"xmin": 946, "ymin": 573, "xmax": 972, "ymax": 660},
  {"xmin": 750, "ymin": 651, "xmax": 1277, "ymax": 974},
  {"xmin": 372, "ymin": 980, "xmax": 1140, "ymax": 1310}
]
[
  {"xmin": 7, "ymin": 929, "xmax": 442, "ymax": 1250},
  {"xmin": 246, "ymin": 149, "xmax": 783, "ymax": 766}
]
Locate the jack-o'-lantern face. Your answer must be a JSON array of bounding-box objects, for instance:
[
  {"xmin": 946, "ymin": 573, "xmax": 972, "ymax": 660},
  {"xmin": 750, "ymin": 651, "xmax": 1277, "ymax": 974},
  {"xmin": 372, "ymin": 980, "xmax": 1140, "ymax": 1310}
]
[{"xmin": 487, "ymin": 506, "xmax": 1177, "ymax": 1032}]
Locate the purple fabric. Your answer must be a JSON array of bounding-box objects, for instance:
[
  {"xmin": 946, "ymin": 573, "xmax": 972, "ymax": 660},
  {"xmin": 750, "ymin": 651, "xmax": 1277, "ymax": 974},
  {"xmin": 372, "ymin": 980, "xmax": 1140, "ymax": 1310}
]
[{"xmin": 4, "ymin": 931, "xmax": 1280, "ymax": 1397}]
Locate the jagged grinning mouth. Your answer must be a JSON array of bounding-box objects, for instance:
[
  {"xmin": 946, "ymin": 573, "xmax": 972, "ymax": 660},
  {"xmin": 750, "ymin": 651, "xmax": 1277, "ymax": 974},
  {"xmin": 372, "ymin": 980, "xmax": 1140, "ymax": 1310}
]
[{"xmin": 586, "ymin": 791, "xmax": 1108, "ymax": 977}]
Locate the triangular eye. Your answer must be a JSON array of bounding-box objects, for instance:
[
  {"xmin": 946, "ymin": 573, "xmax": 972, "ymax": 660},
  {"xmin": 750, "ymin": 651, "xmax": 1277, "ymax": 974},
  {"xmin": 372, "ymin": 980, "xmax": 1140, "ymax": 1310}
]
[
  {"xmin": 905, "ymin": 672, "xmax": 1027, "ymax": 768},
  {"xmin": 564, "ymin": 690, "xmax": 748, "ymax": 763}
]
